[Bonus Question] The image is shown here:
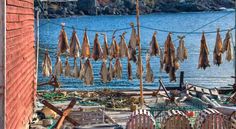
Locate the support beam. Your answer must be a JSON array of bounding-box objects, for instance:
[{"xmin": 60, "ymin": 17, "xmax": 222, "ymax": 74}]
[{"xmin": 0, "ymin": 0, "xmax": 6, "ymax": 128}]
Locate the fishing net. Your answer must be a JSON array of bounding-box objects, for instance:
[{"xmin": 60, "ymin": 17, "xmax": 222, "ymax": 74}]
[{"xmin": 148, "ymin": 97, "xmax": 208, "ymax": 129}]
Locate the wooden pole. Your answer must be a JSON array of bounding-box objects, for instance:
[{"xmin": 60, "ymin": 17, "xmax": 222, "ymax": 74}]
[
  {"xmin": 234, "ymin": 0, "xmax": 236, "ymax": 85},
  {"xmin": 136, "ymin": 0, "xmax": 144, "ymax": 108}
]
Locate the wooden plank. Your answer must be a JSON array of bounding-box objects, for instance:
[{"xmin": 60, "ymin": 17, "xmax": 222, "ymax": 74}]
[{"xmin": 41, "ymin": 100, "xmax": 79, "ymax": 126}]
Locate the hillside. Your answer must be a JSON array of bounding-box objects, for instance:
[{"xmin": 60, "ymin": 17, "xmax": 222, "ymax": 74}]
[{"xmin": 35, "ymin": 0, "xmax": 235, "ymax": 18}]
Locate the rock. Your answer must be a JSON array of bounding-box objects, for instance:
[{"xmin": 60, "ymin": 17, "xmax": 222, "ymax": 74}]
[
  {"xmin": 41, "ymin": 107, "xmax": 57, "ymax": 119},
  {"xmin": 30, "ymin": 125, "xmax": 47, "ymax": 129},
  {"xmin": 79, "ymin": 11, "xmax": 85, "ymax": 15},
  {"xmin": 42, "ymin": 119, "xmax": 53, "ymax": 127}
]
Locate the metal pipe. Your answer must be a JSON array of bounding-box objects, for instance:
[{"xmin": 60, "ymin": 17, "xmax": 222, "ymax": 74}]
[{"xmin": 136, "ymin": 0, "xmax": 144, "ymax": 108}]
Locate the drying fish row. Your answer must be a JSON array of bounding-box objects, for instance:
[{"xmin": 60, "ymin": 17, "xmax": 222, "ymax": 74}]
[
  {"xmin": 42, "ymin": 52, "xmax": 155, "ymax": 85},
  {"xmin": 198, "ymin": 29, "xmax": 233, "ymax": 70},
  {"xmin": 55, "ymin": 23, "xmax": 139, "ymax": 62}
]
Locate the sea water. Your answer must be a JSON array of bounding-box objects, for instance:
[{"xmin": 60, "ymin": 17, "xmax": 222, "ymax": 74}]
[{"xmin": 38, "ymin": 11, "xmax": 235, "ymax": 91}]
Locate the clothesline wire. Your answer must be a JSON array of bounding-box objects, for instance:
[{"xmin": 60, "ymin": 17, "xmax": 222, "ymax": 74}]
[{"xmin": 38, "ymin": 11, "xmax": 235, "ymax": 34}]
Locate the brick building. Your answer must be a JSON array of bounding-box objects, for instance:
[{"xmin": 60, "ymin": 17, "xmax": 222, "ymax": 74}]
[{"xmin": 0, "ymin": 0, "xmax": 36, "ymax": 129}]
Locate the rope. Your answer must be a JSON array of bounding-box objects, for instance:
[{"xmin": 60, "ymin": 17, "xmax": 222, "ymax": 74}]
[
  {"xmin": 40, "ymin": 19, "xmax": 235, "ymax": 34},
  {"xmin": 38, "ymin": 11, "xmax": 235, "ymax": 35}
]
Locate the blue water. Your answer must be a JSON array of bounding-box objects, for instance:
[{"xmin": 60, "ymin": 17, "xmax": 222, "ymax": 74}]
[{"xmin": 38, "ymin": 11, "xmax": 235, "ymax": 91}]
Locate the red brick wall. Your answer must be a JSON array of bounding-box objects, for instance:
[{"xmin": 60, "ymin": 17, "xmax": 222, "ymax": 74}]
[{"xmin": 6, "ymin": 0, "xmax": 36, "ymax": 129}]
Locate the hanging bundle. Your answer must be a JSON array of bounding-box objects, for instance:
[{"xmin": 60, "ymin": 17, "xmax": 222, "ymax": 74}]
[
  {"xmin": 149, "ymin": 31, "xmax": 160, "ymax": 56},
  {"xmin": 114, "ymin": 58, "xmax": 123, "ymax": 79},
  {"xmin": 79, "ymin": 60, "xmax": 85, "ymax": 80},
  {"xmin": 145, "ymin": 54, "xmax": 154, "ymax": 83},
  {"xmin": 64, "ymin": 57, "xmax": 71, "ymax": 77},
  {"xmin": 160, "ymin": 48, "xmax": 164, "ymax": 72},
  {"xmin": 101, "ymin": 33, "xmax": 109, "ymax": 60},
  {"xmin": 84, "ymin": 59, "xmax": 94, "ymax": 85},
  {"xmin": 213, "ymin": 29, "xmax": 223, "ymax": 66},
  {"xmin": 136, "ymin": 56, "xmax": 143, "ymax": 79},
  {"xmin": 54, "ymin": 56, "xmax": 63, "ymax": 76},
  {"xmin": 223, "ymin": 30, "xmax": 233, "ymax": 62},
  {"xmin": 128, "ymin": 59, "xmax": 132, "ymax": 80},
  {"xmin": 42, "ymin": 50, "xmax": 52, "ymax": 77},
  {"xmin": 73, "ymin": 58, "xmax": 79, "ymax": 78},
  {"xmin": 92, "ymin": 33, "xmax": 103, "ymax": 61},
  {"xmin": 107, "ymin": 60, "xmax": 114, "ymax": 81},
  {"xmin": 177, "ymin": 36, "xmax": 188, "ymax": 62},
  {"xmin": 100, "ymin": 60, "xmax": 109, "ymax": 83},
  {"xmin": 164, "ymin": 33, "xmax": 178, "ymax": 82},
  {"xmin": 69, "ymin": 29, "xmax": 81, "ymax": 58},
  {"xmin": 198, "ymin": 32, "xmax": 210, "ymax": 70},
  {"xmin": 109, "ymin": 36, "xmax": 120, "ymax": 59},
  {"xmin": 81, "ymin": 29, "xmax": 90, "ymax": 59},
  {"xmin": 128, "ymin": 22, "xmax": 137, "ymax": 62},
  {"xmin": 57, "ymin": 23, "xmax": 69, "ymax": 55},
  {"xmin": 119, "ymin": 32, "xmax": 130, "ymax": 58}
]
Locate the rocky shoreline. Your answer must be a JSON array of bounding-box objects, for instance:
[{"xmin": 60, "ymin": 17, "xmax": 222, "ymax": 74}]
[{"xmin": 35, "ymin": 0, "xmax": 235, "ymax": 18}]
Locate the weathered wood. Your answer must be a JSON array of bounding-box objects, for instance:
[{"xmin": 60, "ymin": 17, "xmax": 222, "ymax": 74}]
[
  {"xmin": 41, "ymin": 99, "xmax": 79, "ymax": 126},
  {"xmin": 135, "ymin": 0, "xmax": 144, "ymax": 108},
  {"xmin": 194, "ymin": 108, "xmax": 226, "ymax": 129},
  {"xmin": 126, "ymin": 109, "xmax": 155, "ymax": 129},
  {"xmin": 55, "ymin": 98, "xmax": 77, "ymax": 129},
  {"xmin": 162, "ymin": 110, "xmax": 191, "ymax": 129}
]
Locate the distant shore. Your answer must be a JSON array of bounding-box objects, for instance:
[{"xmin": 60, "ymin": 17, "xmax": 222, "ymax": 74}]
[{"xmin": 35, "ymin": 0, "xmax": 235, "ymax": 19}]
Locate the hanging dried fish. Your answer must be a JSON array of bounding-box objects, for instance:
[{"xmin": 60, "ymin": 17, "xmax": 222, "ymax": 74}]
[
  {"xmin": 84, "ymin": 59, "xmax": 94, "ymax": 85},
  {"xmin": 164, "ymin": 33, "xmax": 178, "ymax": 82},
  {"xmin": 69, "ymin": 29, "xmax": 81, "ymax": 58},
  {"xmin": 108, "ymin": 60, "xmax": 114, "ymax": 81},
  {"xmin": 145, "ymin": 54, "xmax": 154, "ymax": 83},
  {"xmin": 101, "ymin": 33, "xmax": 109, "ymax": 60},
  {"xmin": 128, "ymin": 59, "xmax": 132, "ymax": 80},
  {"xmin": 119, "ymin": 32, "xmax": 130, "ymax": 58},
  {"xmin": 64, "ymin": 57, "xmax": 71, "ymax": 77},
  {"xmin": 79, "ymin": 60, "xmax": 85, "ymax": 80},
  {"xmin": 128, "ymin": 22, "xmax": 137, "ymax": 62},
  {"xmin": 92, "ymin": 33, "xmax": 103, "ymax": 61},
  {"xmin": 136, "ymin": 56, "xmax": 143, "ymax": 79},
  {"xmin": 57, "ymin": 24, "xmax": 69, "ymax": 55},
  {"xmin": 54, "ymin": 56, "xmax": 63, "ymax": 76},
  {"xmin": 177, "ymin": 36, "xmax": 188, "ymax": 62},
  {"xmin": 109, "ymin": 36, "xmax": 120, "ymax": 59},
  {"xmin": 114, "ymin": 58, "xmax": 122, "ymax": 79},
  {"xmin": 149, "ymin": 31, "xmax": 160, "ymax": 56},
  {"xmin": 81, "ymin": 29, "xmax": 90, "ymax": 59},
  {"xmin": 223, "ymin": 30, "xmax": 233, "ymax": 61},
  {"xmin": 100, "ymin": 60, "xmax": 109, "ymax": 83},
  {"xmin": 42, "ymin": 50, "xmax": 52, "ymax": 77},
  {"xmin": 159, "ymin": 48, "xmax": 164, "ymax": 72},
  {"xmin": 73, "ymin": 58, "xmax": 79, "ymax": 78},
  {"xmin": 213, "ymin": 29, "xmax": 223, "ymax": 66},
  {"xmin": 198, "ymin": 32, "xmax": 210, "ymax": 70}
]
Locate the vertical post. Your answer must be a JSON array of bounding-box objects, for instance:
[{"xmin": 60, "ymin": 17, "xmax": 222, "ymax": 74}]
[
  {"xmin": 36, "ymin": 10, "xmax": 40, "ymax": 86},
  {"xmin": 234, "ymin": 0, "xmax": 236, "ymax": 85},
  {"xmin": 179, "ymin": 71, "xmax": 184, "ymax": 90},
  {"xmin": 136, "ymin": 0, "xmax": 144, "ymax": 108},
  {"xmin": 0, "ymin": 0, "xmax": 6, "ymax": 128}
]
